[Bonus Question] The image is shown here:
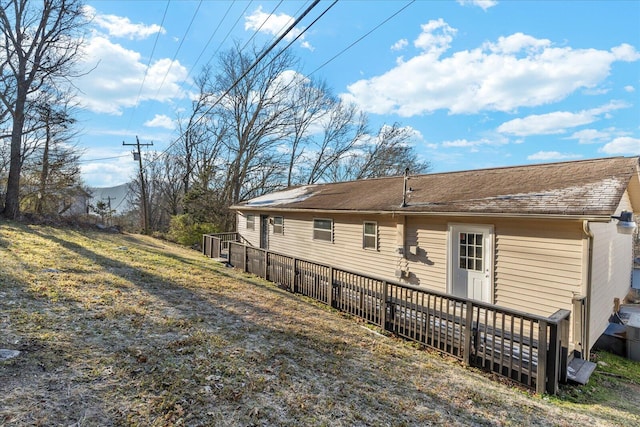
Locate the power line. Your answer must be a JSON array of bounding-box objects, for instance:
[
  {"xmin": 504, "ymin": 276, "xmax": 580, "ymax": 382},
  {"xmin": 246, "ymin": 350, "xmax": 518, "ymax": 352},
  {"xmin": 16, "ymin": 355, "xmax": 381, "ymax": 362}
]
[
  {"xmin": 126, "ymin": 0, "xmax": 171, "ymax": 129},
  {"xmin": 309, "ymin": 0, "xmax": 416, "ymax": 77},
  {"xmin": 148, "ymin": 0, "xmax": 324, "ymax": 166},
  {"xmin": 77, "ymin": 154, "xmax": 130, "ymax": 164},
  {"xmin": 153, "ymin": 0, "xmax": 204, "ymax": 98}
]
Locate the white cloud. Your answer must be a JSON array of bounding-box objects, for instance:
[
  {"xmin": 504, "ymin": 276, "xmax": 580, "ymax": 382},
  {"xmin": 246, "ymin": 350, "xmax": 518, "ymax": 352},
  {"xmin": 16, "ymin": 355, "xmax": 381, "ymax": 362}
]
[
  {"xmin": 75, "ymin": 36, "xmax": 188, "ymax": 114},
  {"xmin": 413, "ymin": 19, "xmax": 456, "ymax": 56},
  {"xmin": 527, "ymin": 151, "xmax": 582, "ymax": 161},
  {"xmin": 341, "ymin": 21, "xmax": 639, "ymax": 117},
  {"xmin": 497, "ymin": 101, "xmax": 629, "ymax": 136},
  {"xmin": 441, "ymin": 136, "xmax": 508, "ymax": 148},
  {"xmin": 624, "ymin": 85, "xmax": 636, "ymax": 92},
  {"xmin": 300, "ymin": 41, "xmax": 314, "ymax": 52},
  {"xmin": 81, "ymin": 155, "xmax": 136, "ymax": 187},
  {"xmin": 391, "ymin": 39, "xmax": 408, "ymax": 51},
  {"xmin": 85, "ymin": 5, "xmax": 165, "ymax": 40},
  {"xmin": 456, "ymin": 0, "xmax": 498, "ymax": 11},
  {"xmin": 567, "ymin": 128, "xmax": 611, "ymax": 144},
  {"xmin": 144, "ymin": 114, "xmax": 175, "ymax": 130},
  {"xmin": 244, "ymin": 6, "xmax": 311, "ymax": 48},
  {"xmin": 601, "ymin": 137, "xmax": 640, "ymax": 154}
]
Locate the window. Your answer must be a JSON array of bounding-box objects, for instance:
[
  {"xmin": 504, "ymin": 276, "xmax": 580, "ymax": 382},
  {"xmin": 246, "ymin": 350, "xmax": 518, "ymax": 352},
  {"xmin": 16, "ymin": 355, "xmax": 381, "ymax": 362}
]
[
  {"xmin": 459, "ymin": 232, "xmax": 483, "ymax": 271},
  {"xmin": 273, "ymin": 216, "xmax": 283, "ymax": 234},
  {"xmin": 363, "ymin": 221, "xmax": 377, "ymax": 250},
  {"xmin": 246, "ymin": 214, "xmax": 255, "ymax": 230},
  {"xmin": 313, "ymin": 218, "xmax": 333, "ymax": 242}
]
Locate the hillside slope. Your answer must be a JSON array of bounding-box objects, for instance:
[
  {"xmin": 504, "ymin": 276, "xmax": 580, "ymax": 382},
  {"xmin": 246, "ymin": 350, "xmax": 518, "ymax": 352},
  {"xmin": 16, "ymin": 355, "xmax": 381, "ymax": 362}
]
[{"xmin": 0, "ymin": 221, "xmax": 638, "ymax": 426}]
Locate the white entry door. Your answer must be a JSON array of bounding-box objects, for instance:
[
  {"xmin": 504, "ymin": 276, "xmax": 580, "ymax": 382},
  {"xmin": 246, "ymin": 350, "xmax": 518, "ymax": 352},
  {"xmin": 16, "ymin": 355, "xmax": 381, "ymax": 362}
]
[{"xmin": 448, "ymin": 224, "xmax": 493, "ymax": 303}]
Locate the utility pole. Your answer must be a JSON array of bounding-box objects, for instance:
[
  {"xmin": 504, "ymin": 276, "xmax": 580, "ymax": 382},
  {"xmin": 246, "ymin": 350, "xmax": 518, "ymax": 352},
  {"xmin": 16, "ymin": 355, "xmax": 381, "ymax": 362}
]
[
  {"xmin": 123, "ymin": 137, "xmax": 153, "ymax": 234},
  {"xmin": 102, "ymin": 196, "xmax": 116, "ymax": 226}
]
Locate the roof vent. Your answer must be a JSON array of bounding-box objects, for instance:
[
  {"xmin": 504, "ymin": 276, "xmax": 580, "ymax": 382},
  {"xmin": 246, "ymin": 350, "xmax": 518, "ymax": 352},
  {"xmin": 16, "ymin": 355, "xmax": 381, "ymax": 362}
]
[{"xmin": 400, "ymin": 167, "xmax": 409, "ymax": 208}]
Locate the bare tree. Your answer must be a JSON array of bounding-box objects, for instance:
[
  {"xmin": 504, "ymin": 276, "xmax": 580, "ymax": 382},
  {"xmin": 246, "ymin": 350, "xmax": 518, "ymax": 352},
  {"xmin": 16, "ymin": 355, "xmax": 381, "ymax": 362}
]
[
  {"xmin": 328, "ymin": 123, "xmax": 431, "ymax": 181},
  {"xmin": 0, "ymin": 0, "xmax": 86, "ymax": 219},
  {"xmin": 19, "ymin": 95, "xmax": 83, "ymax": 215},
  {"xmin": 210, "ymin": 44, "xmax": 299, "ymax": 229},
  {"xmin": 282, "ymin": 74, "xmax": 332, "ymax": 186},
  {"xmin": 305, "ymin": 101, "xmax": 368, "ymax": 184}
]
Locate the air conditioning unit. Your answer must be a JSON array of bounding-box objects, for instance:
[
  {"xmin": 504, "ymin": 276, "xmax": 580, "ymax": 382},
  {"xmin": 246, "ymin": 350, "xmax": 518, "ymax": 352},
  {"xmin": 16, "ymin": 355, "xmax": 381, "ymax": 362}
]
[{"xmin": 627, "ymin": 313, "xmax": 640, "ymax": 361}]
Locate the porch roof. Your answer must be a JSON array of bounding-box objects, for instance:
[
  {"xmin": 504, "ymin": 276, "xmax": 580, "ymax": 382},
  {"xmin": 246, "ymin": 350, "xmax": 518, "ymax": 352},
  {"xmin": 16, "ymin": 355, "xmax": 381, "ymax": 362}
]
[{"xmin": 234, "ymin": 156, "xmax": 640, "ymax": 217}]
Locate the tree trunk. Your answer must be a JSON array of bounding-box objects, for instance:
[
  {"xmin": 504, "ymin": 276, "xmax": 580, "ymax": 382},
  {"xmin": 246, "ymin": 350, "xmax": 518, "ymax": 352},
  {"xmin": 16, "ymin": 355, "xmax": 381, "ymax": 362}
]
[{"xmin": 3, "ymin": 98, "xmax": 26, "ymax": 219}]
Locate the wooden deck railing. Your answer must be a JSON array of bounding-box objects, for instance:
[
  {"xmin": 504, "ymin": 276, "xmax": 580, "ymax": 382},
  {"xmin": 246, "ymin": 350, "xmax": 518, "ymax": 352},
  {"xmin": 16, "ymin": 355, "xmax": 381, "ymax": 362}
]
[
  {"xmin": 202, "ymin": 232, "xmax": 239, "ymax": 259},
  {"xmin": 202, "ymin": 234, "xmax": 571, "ymax": 394}
]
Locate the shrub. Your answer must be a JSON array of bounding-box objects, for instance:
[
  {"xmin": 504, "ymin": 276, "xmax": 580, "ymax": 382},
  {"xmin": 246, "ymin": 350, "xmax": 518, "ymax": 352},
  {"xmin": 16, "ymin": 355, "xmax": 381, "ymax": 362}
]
[{"xmin": 167, "ymin": 214, "xmax": 219, "ymax": 247}]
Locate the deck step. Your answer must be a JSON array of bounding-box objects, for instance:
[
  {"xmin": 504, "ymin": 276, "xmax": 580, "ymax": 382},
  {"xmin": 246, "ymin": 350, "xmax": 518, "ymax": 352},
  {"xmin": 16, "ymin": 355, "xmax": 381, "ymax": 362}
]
[{"xmin": 567, "ymin": 358, "xmax": 597, "ymax": 385}]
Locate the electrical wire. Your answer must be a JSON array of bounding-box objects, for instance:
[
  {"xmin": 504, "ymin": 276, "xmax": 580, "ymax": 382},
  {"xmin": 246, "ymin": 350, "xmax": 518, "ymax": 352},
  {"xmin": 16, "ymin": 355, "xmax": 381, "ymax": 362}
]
[
  {"xmin": 126, "ymin": 0, "xmax": 171, "ymax": 129},
  {"xmin": 309, "ymin": 0, "xmax": 416, "ymax": 77},
  {"xmin": 153, "ymin": 0, "xmax": 204, "ymax": 98},
  {"xmin": 77, "ymin": 154, "xmax": 130, "ymax": 164},
  {"xmin": 147, "ymin": 0, "xmax": 324, "ymax": 166}
]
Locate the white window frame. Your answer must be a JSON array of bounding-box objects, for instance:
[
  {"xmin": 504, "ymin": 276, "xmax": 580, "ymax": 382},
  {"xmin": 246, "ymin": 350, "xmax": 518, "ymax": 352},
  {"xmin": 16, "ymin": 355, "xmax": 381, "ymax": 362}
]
[
  {"xmin": 363, "ymin": 221, "xmax": 378, "ymax": 250},
  {"xmin": 313, "ymin": 218, "xmax": 333, "ymax": 242},
  {"xmin": 272, "ymin": 216, "xmax": 283, "ymax": 235},
  {"xmin": 246, "ymin": 214, "xmax": 255, "ymax": 231}
]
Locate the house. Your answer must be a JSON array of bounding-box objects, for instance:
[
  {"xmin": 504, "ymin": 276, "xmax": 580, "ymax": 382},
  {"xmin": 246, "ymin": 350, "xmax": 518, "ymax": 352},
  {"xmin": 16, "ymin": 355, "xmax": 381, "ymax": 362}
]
[{"xmin": 229, "ymin": 156, "xmax": 640, "ymax": 359}]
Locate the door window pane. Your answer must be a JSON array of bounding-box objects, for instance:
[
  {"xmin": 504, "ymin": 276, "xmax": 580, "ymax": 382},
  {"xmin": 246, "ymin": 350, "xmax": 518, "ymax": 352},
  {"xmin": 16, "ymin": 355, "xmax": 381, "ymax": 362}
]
[{"xmin": 459, "ymin": 232, "xmax": 483, "ymax": 272}]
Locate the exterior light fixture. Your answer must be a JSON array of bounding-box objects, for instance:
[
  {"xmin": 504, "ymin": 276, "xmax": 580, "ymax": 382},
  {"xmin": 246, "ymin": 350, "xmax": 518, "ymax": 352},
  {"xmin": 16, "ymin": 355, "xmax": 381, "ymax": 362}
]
[{"xmin": 612, "ymin": 211, "xmax": 637, "ymax": 235}]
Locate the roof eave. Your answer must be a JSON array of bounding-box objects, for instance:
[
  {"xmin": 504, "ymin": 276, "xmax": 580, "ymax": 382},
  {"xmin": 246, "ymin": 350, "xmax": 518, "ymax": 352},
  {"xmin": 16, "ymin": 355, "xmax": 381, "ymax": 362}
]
[{"xmin": 232, "ymin": 205, "xmax": 613, "ymax": 222}]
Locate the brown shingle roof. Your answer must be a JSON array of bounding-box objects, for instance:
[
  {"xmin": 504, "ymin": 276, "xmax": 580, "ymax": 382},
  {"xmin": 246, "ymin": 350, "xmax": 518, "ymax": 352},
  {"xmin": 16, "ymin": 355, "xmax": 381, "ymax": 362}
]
[{"xmin": 236, "ymin": 156, "xmax": 640, "ymax": 217}]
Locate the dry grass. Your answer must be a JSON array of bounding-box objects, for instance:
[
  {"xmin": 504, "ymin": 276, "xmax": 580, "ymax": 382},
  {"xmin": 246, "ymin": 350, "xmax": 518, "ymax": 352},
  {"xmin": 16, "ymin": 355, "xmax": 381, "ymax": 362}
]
[{"xmin": 1, "ymin": 220, "xmax": 639, "ymax": 426}]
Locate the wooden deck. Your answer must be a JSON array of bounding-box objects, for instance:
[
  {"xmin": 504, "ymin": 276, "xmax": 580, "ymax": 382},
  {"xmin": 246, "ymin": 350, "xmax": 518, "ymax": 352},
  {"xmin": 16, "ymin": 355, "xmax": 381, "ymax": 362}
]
[{"xmin": 203, "ymin": 233, "xmax": 572, "ymax": 394}]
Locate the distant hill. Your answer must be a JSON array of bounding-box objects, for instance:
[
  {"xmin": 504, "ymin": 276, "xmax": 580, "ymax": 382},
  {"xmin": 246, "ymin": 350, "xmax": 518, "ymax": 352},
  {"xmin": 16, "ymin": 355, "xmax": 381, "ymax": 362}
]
[{"xmin": 88, "ymin": 183, "xmax": 132, "ymax": 214}]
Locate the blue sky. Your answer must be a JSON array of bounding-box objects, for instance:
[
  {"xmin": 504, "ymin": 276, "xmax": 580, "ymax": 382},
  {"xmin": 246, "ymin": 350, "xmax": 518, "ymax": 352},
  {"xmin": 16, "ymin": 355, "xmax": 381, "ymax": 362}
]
[{"xmin": 75, "ymin": 0, "xmax": 640, "ymax": 187}]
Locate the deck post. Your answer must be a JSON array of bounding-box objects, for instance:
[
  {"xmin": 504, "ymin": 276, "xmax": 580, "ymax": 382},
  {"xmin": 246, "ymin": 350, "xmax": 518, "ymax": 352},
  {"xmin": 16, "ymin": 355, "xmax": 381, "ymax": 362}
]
[
  {"xmin": 329, "ymin": 266, "xmax": 335, "ymax": 307},
  {"xmin": 546, "ymin": 322, "xmax": 559, "ymax": 395},
  {"xmin": 381, "ymin": 281, "xmax": 388, "ymax": 328},
  {"xmin": 547, "ymin": 309, "xmax": 571, "ymax": 388},
  {"xmin": 559, "ymin": 315, "xmax": 570, "ymax": 384},
  {"xmin": 243, "ymin": 244, "xmax": 248, "ymax": 272},
  {"xmin": 463, "ymin": 301, "xmax": 474, "ymax": 366},
  {"xmin": 202, "ymin": 234, "xmax": 207, "ymax": 256},
  {"xmin": 537, "ymin": 320, "xmax": 548, "ymax": 394},
  {"xmin": 264, "ymin": 250, "xmax": 269, "ymax": 280},
  {"xmin": 292, "ymin": 257, "xmax": 298, "ymax": 293}
]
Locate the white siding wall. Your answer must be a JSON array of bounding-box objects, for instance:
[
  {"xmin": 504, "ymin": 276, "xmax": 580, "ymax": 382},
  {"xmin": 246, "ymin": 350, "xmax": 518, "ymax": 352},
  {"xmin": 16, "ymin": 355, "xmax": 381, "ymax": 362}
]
[{"xmin": 588, "ymin": 192, "xmax": 635, "ymax": 350}]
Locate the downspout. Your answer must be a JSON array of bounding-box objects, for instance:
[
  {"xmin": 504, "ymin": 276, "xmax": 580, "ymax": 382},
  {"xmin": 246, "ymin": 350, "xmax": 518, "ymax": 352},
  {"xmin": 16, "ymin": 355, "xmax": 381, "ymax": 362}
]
[{"xmin": 582, "ymin": 220, "xmax": 594, "ymax": 357}]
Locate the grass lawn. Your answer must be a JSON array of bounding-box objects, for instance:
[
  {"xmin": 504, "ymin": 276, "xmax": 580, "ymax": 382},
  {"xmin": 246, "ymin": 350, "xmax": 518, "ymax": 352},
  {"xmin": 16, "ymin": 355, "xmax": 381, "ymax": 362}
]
[{"xmin": 1, "ymin": 220, "xmax": 639, "ymax": 426}]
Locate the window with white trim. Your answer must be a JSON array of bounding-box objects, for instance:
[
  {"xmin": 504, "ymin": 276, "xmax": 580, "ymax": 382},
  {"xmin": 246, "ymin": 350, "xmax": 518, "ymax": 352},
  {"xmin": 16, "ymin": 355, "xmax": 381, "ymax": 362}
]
[
  {"xmin": 273, "ymin": 216, "xmax": 283, "ymax": 234},
  {"xmin": 363, "ymin": 221, "xmax": 377, "ymax": 250},
  {"xmin": 246, "ymin": 214, "xmax": 255, "ymax": 230},
  {"xmin": 313, "ymin": 218, "xmax": 333, "ymax": 242}
]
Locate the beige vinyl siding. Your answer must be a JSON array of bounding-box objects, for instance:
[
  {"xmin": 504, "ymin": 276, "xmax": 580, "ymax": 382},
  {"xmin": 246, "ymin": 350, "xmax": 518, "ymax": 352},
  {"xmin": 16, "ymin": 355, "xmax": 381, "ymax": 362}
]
[
  {"xmin": 237, "ymin": 210, "xmax": 592, "ymax": 353},
  {"xmin": 245, "ymin": 211, "xmax": 401, "ymax": 280},
  {"xmin": 405, "ymin": 217, "xmax": 448, "ymax": 292},
  {"xmin": 493, "ymin": 219, "xmax": 584, "ymax": 318},
  {"xmin": 588, "ymin": 192, "xmax": 635, "ymax": 351},
  {"xmin": 236, "ymin": 212, "xmax": 260, "ymax": 245}
]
